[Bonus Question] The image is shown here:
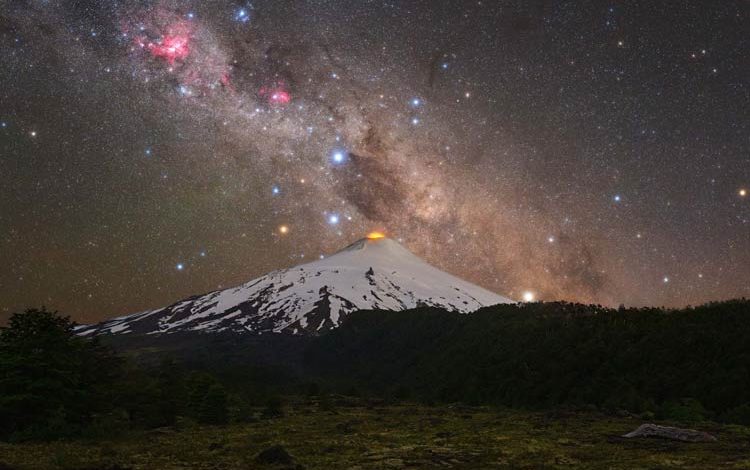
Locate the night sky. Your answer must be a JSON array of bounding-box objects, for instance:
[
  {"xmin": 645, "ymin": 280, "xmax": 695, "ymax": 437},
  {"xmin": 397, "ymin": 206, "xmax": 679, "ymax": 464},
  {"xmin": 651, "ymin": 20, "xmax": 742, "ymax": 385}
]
[{"xmin": 1, "ymin": 1, "xmax": 748, "ymax": 323}]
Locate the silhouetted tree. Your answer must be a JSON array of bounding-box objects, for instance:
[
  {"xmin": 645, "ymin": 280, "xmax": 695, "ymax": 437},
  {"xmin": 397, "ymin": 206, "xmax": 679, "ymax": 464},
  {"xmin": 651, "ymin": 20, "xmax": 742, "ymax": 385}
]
[{"xmin": 0, "ymin": 308, "xmax": 120, "ymax": 440}]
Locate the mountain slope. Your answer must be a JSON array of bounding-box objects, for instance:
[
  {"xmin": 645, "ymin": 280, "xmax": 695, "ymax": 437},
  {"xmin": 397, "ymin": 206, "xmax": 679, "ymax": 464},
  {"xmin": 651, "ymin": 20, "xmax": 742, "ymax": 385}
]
[{"xmin": 77, "ymin": 236, "xmax": 512, "ymax": 336}]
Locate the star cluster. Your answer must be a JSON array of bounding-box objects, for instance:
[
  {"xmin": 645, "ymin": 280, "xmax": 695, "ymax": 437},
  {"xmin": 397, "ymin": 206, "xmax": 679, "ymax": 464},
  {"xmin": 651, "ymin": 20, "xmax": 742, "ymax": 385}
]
[{"xmin": 0, "ymin": 1, "xmax": 748, "ymax": 323}]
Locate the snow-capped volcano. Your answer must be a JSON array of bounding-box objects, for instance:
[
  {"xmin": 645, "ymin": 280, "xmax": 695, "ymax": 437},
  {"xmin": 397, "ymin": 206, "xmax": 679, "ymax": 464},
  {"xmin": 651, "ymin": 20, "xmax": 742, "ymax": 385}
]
[{"xmin": 77, "ymin": 236, "xmax": 512, "ymax": 336}]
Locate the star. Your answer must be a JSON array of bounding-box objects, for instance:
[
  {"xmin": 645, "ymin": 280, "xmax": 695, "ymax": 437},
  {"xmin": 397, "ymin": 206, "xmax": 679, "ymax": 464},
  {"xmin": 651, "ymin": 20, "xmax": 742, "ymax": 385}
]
[
  {"xmin": 176, "ymin": 263, "xmax": 185, "ymax": 271},
  {"xmin": 327, "ymin": 214, "xmax": 340, "ymax": 225},
  {"xmin": 330, "ymin": 150, "xmax": 347, "ymax": 164},
  {"xmin": 740, "ymin": 188, "xmax": 747, "ymax": 198},
  {"xmin": 234, "ymin": 8, "xmax": 251, "ymax": 23},
  {"xmin": 522, "ymin": 291, "xmax": 535, "ymax": 302},
  {"xmin": 278, "ymin": 225, "xmax": 289, "ymax": 235}
]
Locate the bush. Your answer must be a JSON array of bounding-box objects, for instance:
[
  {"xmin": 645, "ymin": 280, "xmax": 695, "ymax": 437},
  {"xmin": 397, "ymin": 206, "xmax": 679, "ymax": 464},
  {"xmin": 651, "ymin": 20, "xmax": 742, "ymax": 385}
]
[
  {"xmin": 186, "ymin": 372, "xmax": 229, "ymax": 425},
  {"xmin": 659, "ymin": 399, "xmax": 710, "ymax": 423},
  {"xmin": 721, "ymin": 403, "xmax": 750, "ymax": 426},
  {"xmin": 262, "ymin": 395, "xmax": 284, "ymax": 418}
]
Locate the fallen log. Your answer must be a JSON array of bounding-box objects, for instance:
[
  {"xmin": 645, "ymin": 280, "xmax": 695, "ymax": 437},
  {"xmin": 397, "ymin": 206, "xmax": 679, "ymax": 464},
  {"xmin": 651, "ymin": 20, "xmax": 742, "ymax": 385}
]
[{"xmin": 622, "ymin": 423, "xmax": 716, "ymax": 442}]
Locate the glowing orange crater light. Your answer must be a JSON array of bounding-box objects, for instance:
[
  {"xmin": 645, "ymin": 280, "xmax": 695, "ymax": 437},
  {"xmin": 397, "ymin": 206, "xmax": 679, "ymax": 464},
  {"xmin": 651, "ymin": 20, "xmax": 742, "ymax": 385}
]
[{"xmin": 367, "ymin": 232, "xmax": 386, "ymax": 240}]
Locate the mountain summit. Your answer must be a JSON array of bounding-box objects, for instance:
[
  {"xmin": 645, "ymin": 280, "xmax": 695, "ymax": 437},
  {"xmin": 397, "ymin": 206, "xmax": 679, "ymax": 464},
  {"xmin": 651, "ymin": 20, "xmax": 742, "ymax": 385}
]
[{"xmin": 77, "ymin": 236, "xmax": 512, "ymax": 336}]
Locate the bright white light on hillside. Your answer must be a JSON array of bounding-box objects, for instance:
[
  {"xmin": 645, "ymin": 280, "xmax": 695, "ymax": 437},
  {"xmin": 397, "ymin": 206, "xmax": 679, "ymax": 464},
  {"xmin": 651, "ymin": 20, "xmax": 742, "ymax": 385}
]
[{"xmin": 522, "ymin": 291, "xmax": 535, "ymax": 302}]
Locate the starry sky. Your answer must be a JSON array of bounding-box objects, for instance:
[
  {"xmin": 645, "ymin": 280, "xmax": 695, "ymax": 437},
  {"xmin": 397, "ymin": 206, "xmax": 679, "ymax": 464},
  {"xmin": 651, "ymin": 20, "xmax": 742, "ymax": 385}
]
[{"xmin": 1, "ymin": 0, "xmax": 748, "ymax": 323}]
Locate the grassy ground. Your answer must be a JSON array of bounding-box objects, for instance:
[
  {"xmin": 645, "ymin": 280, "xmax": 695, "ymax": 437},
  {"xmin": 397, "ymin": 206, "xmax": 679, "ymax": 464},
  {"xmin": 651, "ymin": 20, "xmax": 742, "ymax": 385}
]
[{"xmin": 2, "ymin": 399, "xmax": 749, "ymax": 469}]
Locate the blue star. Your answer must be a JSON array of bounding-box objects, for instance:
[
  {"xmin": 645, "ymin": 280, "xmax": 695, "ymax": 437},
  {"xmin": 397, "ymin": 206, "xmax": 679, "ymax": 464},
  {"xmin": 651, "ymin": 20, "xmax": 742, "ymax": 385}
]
[
  {"xmin": 327, "ymin": 214, "xmax": 340, "ymax": 225},
  {"xmin": 186, "ymin": 12, "xmax": 195, "ymax": 19},
  {"xmin": 272, "ymin": 185, "xmax": 281, "ymax": 195},
  {"xmin": 234, "ymin": 8, "xmax": 250, "ymax": 23},
  {"xmin": 145, "ymin": 147, "xmax": 152, "ymax": 156},
  {"xmin": 176, "ymin": 263, "xmax": 185, "ymax": 271},
  {"xmin": 613, "ymin": 194, "xmax": 622, "ymax": 203},
  {"xmin": 330, "ymin": 149, "xmax": 347, "ymax": 165},
  {"xmin": 410, "ymin": 97, "xmax": 422, "ymax": 107},
  {"xmin": 199, "ymin": 251, "xmax": 206, "ymax": 257},
  {"xmin": 411, "ymin": 117, "xmax": 420, "ymax": 125},
  {"xmin": 441, "ymin": 62, "xmax": 449, "ymax": 69}
]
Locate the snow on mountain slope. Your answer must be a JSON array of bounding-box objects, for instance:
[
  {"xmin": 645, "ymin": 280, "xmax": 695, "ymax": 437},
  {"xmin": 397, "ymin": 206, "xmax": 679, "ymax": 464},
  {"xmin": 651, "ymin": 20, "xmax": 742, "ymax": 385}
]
[{"xmin": 76, "ymin": 236, "xmax": 513, "ymax": 336}]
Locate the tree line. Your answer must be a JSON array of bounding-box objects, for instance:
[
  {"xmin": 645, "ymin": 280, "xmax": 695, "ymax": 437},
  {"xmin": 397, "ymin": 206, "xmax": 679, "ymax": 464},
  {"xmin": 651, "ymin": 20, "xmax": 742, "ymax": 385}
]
[
  {"xmin": 2, "ymin": 300, "xmax": 750, "ymax": 441},
  {"xmin": 306, "ymin": 300, "xmax": 750, "ymax": 424}
]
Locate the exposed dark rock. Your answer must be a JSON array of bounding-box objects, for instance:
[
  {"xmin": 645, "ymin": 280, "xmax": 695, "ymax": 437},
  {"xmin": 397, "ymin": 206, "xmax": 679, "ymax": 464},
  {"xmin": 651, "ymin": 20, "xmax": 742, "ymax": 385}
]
[{"xmin": 255, "ymin": 445, "xmax": 294, "ymax": 465}]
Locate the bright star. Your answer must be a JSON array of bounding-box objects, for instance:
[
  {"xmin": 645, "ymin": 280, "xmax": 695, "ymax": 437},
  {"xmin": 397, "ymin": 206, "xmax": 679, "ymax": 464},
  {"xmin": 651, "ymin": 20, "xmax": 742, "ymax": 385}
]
[
  {"xmin": 176, "ymin": 263, "xmax": 184, "ymax": 271},
  {"xmin": 740, "ymin": 188, "xmax": 747, "ymax": 197},
  {"xmin": 411, "ymin": 98, "xmax": 422, "ymax": 107},
  {"xmin": 330, "ymin": 149, "xmax": 347, "ymax": 164},
  {"xmin": 663, "ymin": 276, "xmax": 669, "ymax": 283},
  {"xmin": 522, "ymin": 291, "xmax": 535, "ymax": 302},
  {"xmin": 327, "ymin": 214, "xmax": 340, "ymax": 225},
  {"xmin": 272, "ymin": 185, "xmax": 281, "ymax": 195},
  {"xmin": 234, "ymin": 8, "xmax": 250, "ymax": 23},
  {"xmin": 411, "ymin": 117, "xmax": 420, "ymax": 125},
  {"xmin": 278, "ymin": 225, "xmax": 289, "ymax": 235},
  {"xmin": 613, "ymin": 194, "xmax": 622, "ymax": 202}
]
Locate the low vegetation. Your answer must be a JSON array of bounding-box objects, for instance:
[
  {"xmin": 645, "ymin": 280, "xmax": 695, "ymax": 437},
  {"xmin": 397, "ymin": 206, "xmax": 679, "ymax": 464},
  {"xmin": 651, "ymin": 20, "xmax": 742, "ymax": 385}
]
[
  {"xmin": 1, "ymin": 400, "xmax": 749, "ymax": 469},
  {"xmin": 1, "ymin": 301, "xmax": 749, "ymax": 467}
]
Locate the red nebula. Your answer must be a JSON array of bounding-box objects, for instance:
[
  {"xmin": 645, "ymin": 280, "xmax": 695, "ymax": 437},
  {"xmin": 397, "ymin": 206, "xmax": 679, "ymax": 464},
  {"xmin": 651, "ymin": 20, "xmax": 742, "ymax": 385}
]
[
  {"xmin": 148, "ymin": 34, "xmax": 190, "ymax": 64},
  {"xmin": 270, "ymin": 90, "xmax": 291, "ymax": 105},
  {"xmin": 259, "ymin": 82, "xmax": 292, "ymax": 107}
]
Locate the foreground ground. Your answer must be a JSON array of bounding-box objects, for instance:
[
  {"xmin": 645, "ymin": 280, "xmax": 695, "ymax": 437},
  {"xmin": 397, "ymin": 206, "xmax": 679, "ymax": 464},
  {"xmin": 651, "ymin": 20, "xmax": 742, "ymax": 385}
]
[{"xmin": 2, "ymin": 399, "xmax": 749, "ymax": 469}]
